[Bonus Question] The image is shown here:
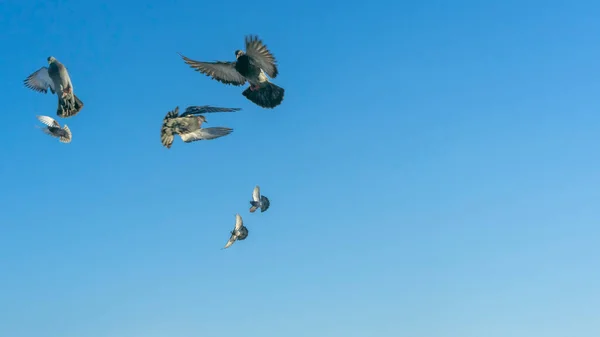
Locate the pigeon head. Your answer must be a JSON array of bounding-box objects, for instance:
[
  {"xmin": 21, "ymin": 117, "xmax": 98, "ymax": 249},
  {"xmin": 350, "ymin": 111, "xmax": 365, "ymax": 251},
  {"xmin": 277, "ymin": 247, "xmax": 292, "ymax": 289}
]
[
  {"xmin": 47, "ymin": 56, "xmax": 56, "ymax": 64},
  {"xmin": 197, "ymin": 115, "xmax": 207, "ymax": 124},
  {"xmin": 234, "ymin": 50, "xmax": 244, "ymax": 59}
]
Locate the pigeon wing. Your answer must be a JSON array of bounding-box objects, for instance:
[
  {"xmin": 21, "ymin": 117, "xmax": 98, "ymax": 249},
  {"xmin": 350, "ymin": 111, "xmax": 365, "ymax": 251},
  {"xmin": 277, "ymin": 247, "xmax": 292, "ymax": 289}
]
[
  {"xmin": 235, "ymin": 214, "xmax": 243, "ymax": 230},
  {"xmin": 179, "ymin": 127, "xmax": 233, "ymax": 143},
  {"xmin": 244, "ymin": 35, "xmax": 279, "ymax": 79},
  {"xmin": 224, "ymin": 233, "xmax": 237, "ymax": 249},
  {"xmin": 178, "ymin": 53, "xmax": 246, "ymax": 86},
  {"xmin": 36, "ymin": 115, "xmax": 60, "ymax": 128},
  {"xmin": 24, "ymin": 67, "xmax": 56, "ymax": 94},
  {"xmin": 252, "ymin": 185, "xmax": 260, "ymax": 202},
  {"xmin": 181, "ymin": 105, "xmax": 242, "ymax": 117}
]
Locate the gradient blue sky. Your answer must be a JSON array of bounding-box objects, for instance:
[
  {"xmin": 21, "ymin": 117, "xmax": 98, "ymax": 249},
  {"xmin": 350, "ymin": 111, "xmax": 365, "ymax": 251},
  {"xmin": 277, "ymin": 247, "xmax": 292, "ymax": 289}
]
[{"xmin": 1, "ymin": 0, "xmax": 599, "ymax": 336}]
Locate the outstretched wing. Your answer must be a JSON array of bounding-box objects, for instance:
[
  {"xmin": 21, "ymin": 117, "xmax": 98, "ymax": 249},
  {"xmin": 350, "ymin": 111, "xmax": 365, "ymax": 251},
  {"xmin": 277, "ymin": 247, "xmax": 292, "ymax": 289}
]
[
  {"xmin": 24, "ymin": 67, "xmax": 56, "ymax": 94},
  {"xmin": 244, "ymin": 35, "xmax": 279, "ymax": 79},
  {"xmin": 181, "ymin": 105, "xmax": 242, "ymax": 117},
  {"xmin": 179, "ymin": 127, "xmax": 233, "ymax": 143},
  {"xmin": 235, "ymin": 214, "xmax": 243, "ymax": 230},
  {"xmin": 178, "ymin": 53, "xmax": 246, "ymax": 86},
  {"xmin": 224, "ymin": 233, "xmax": 237, "ymax": 249},
  {"xmin": 160, "ymin": 107, "xmax": 180, "ymax": 149},
  {"xmin": 36, "ymin": 115, "xmax": 59, "ymax": 128},
  {"xmin": 252, "ymin": 185, "xmax": 260, "ymax": 202}
]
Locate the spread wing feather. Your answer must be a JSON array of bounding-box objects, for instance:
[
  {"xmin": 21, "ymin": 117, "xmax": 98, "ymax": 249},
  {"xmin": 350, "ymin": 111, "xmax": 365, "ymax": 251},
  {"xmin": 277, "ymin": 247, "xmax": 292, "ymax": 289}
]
[{"xmin": 179, "ymin": 53, "xmax": 246, "ymax": 86}]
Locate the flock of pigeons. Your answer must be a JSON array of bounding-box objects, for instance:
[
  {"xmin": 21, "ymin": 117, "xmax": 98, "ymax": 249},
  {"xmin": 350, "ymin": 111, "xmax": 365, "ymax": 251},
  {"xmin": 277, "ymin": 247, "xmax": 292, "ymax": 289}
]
[{"xmin": 22, "ymin": 35, "xmax": 282, "ymax": 249}]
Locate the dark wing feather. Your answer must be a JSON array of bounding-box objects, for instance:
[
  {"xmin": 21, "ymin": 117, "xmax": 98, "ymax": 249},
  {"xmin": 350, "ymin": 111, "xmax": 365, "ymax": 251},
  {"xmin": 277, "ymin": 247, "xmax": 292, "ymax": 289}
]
[
  {"xmin": 178, "ymin": 53, "xmax": 246, "ymax": 86},
  {"xmin": 160, "ymin": 107, "xmax": 180, "ymax": 149},
  {"xmin": 181, "ymin": 105, "xmax": 242, "ymax": 117},
  {"xmin": 244, "ymin": 35, "xmax": 279, "ymax": 79}
]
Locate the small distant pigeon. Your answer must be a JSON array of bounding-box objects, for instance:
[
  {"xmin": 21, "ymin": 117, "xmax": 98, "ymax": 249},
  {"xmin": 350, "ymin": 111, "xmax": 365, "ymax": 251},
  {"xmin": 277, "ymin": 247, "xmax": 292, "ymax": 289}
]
[
  {"xmin": 160, "ymin": 106, "xmax": 239, "ymax": 149},
  {"xmin": 36, "ymin": 115, "xmax": 72, "ymax": 143},
  {"xmin": 24, "ymin": 56, "xmax": 84, "ymax": 118},
  {"xmin": 179, "ymin": 35, "xmax": 285, "ymax": 109},
  {"xmin": 223, "ymin": 214, "xmax": 249, "ymax": 249},
  {"xmin": 250, "ymin": 185, "xmax": 270, "ymax": 213}
]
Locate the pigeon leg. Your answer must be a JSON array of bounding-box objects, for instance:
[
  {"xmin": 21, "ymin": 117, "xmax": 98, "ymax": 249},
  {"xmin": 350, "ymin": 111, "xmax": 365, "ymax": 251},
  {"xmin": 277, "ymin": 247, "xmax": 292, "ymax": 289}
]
[
  {"xmin": 61, "ymin": 85, "xmax": 72, "ymax": 98},
  {"xmin": 249, "ymin": 84, "xmax": 261, "ymax": 91}
]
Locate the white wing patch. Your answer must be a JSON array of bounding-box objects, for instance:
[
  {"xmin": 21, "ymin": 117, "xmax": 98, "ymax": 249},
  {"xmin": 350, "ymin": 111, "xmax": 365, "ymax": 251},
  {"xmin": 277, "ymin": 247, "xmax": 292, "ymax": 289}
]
[
  {"xmin": 36, "ymin": 115, "xmax": 59, "ymax": 128},
  {"xmin": 179, "ymin": 127, "xmax": 233, "ymax": 143},
  {"xmin": 253, "ymin": 185, "xmax": 260, "ymax": 202},
  {"xmin": 235, "ymin": 214, "xmax": 243, "ymax": 230}
]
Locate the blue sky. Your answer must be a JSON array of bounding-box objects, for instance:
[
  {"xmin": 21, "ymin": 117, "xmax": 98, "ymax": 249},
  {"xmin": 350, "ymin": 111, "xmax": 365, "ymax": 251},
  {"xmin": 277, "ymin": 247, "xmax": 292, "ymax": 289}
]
[{"xmin": 0, "ymin": 0, "xmax": 599, "ymax": 336}]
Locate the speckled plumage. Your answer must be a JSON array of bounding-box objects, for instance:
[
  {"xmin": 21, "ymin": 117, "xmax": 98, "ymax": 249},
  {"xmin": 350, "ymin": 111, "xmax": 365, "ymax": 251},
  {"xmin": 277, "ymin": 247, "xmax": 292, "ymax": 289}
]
[
  {"xmin": 36, "ymin": 115, "xmax": 72, "ymax": 143},
  {"xmin": 160, "ymin": 106, "xmax": 237, "ymax": 149}
]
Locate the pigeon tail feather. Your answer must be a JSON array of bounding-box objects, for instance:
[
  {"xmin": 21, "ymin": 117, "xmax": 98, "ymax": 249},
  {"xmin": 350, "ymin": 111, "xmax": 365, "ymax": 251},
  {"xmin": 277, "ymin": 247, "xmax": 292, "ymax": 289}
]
[
  {"xmin": 57, "ymin": 94, "xmax": 84, "ymax": 118},
  {"xmin": 242, "ymin": 82, "xmax": 284, "ymax": 108}
]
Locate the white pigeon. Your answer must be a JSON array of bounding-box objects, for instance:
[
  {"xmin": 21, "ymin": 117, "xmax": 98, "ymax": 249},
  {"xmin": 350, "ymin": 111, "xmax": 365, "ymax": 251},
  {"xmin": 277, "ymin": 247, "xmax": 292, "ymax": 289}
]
[
  {"xmin": 35, "ymin": 115, "xmax": 72, "ymax": 143},
  {"xmin": 223, "ymin": 214, "xmax": 248, "ymax": 249},
  {"xmin": 249, "ymin": 185, "xmax": 270, "ymax": 213}
]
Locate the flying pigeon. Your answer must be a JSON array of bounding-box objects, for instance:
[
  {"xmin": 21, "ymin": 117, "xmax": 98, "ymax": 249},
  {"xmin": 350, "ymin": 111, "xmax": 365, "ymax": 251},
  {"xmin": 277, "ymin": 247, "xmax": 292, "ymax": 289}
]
[
  {"xmin": 250, "ymin": 185, "xmax": 270, "ymax": 213},
  {"xmin": 35, "ymin": 115, "xmax": 72, "ymax": 143},
  {"xmin": 223, "ymin": 214, "xmax": 249, "ymax": 249},
  {"xmin": 24, "ymin": 56, "xmax": 84, "ymax": 118},
  {"xmin": 179, "ymin": 35, "xmax": 285, "ymax": 109},
  {"xmin": 160, "ymin": 106, "xmax": 238, "ymax": 149}
]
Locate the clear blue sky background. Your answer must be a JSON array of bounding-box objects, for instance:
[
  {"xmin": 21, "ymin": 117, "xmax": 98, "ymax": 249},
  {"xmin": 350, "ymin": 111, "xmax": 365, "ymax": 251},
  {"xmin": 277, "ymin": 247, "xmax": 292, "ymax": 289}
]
[{"xmin": 0, "ymin": 0, "xmax": 599, "ymax": 336}]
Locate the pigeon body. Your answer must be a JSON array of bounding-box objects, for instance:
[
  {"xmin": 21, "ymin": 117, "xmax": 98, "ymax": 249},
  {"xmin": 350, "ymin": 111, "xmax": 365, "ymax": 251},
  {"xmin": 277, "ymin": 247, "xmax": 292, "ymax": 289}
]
[
  {"xmin": 36, "ymin": 115, "xmax": 72, "ymax": 143},
  {"xmin": 24, "ymin": 56, "xmax": 84, "ymax": 118},
  {"xmin": 179, "ymin": 35, "xmax": 285, "ymax": 109},
  {"xmin": 249, "ymin": 185, "xmax": 270, "ymax": 213},
  {"xmin": 160, "ymin": 106, "xmax": 238, "ymax": 149},
  {"xmin": 224, "ymin": 214, "xmax": 249, "ymax": 249}
]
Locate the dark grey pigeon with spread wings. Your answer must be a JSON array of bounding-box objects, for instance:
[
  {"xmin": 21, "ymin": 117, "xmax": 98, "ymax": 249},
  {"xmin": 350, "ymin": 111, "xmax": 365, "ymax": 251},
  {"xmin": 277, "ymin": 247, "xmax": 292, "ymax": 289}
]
[
  {"xmin": 160, "ymin": 106, "xmax": 238, "ymax": 149},
  {"xmin": 35, "ymin": 115, "xmax": 72, "ymax": 143},
  {"xmin": 24, "ymin": 56, "xmax": 84, "ymax": 118},
  {"xmin": 223, "ymin": 214, "xmax": 249, "ymax": 249},
  {"xmin": 179, "ymin": 35, "xmax": 285, "ymax": 109}
]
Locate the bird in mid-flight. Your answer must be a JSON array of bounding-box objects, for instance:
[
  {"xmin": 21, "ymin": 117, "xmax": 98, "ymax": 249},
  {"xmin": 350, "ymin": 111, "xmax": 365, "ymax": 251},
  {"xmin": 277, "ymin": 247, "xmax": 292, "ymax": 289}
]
[
  {"xmin": 223, "ymin": 214, "xmax": 249, "ymax": 249},
  {"xmin": 35, "ymin": 115, "xmax": 72, "ymax": 143},
  {"xmin": 249, "ymin": 185, "xmax": 270, "ymax": 213},
  {"xmin": 179, "ymin": 35, "xmax": 285, "ymax": 109},
  {"xmin": 24, "ymin": 56, "xmax": 84, "ymax": 118},
  {"xmin": 160, "ymin": 106, "xmax": 238, "ymax": 149}
]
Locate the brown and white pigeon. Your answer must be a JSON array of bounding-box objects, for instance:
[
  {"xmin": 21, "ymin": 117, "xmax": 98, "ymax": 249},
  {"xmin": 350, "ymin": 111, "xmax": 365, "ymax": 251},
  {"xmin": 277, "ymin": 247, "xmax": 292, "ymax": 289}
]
[
  {"xmin": 35, "ymin": 115, "xmax": 72, "ymax": 143},
  {"xmin": 24, "ymin": 56, "xmax": 84, "ymax": 118},
  {"xmin": 179, "ymin": 35, "xmax": 285, "ymax": 109},
  {"xmin": 249, "ymin": 185, "xmax": 270, "ymax": 213},
  {"xmin": 223, "ymin": 214, "xmax": 249, "ymax": 249},
  {"xmin": 160, "ymin": 106, "xmax": 239, "ymax": 149}
]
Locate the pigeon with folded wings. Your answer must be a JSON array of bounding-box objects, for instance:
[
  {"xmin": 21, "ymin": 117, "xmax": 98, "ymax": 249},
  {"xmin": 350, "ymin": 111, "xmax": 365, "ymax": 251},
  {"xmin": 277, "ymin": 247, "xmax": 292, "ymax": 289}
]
[
  {"xmin": 35, "ymin": 115, "xmax": 72, "ymax": 143},
  {"xmin": 179, "ymin": 35, "xmax": 285, "ymax": 109},
  {"xmin": 249, "ymin": 185, "xmax": 270, "ymax": 213},
  {"xmin": 224, "ymin": 214, "xmax": 249, "ymax": 249},
  {"xmin": 24, "ymin": 56, "xmax": 84, "ymax": 118},
  {"xmin": 160, "ymin": 105, "xmax": 239, "ymax": 149}
]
